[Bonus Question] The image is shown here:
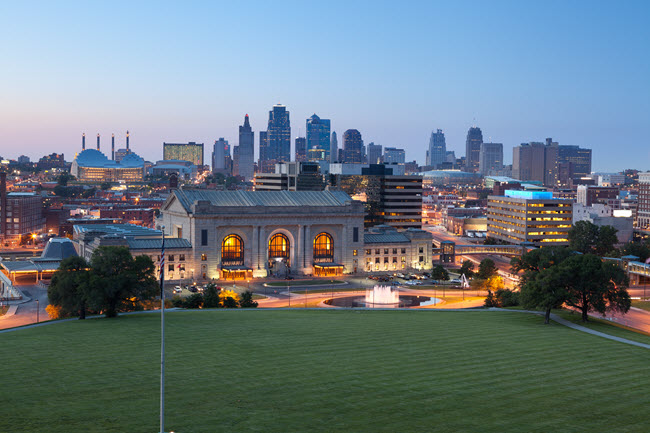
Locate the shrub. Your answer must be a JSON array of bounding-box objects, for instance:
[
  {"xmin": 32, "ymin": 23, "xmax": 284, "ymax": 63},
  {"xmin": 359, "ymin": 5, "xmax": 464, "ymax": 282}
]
[
  {"xmin": 494, "ymin": 289, "xmax": 520, "ymax": 307},
  {"xmin": 239, "ymin": 291, "xmax": 258, "ymax": 308}
]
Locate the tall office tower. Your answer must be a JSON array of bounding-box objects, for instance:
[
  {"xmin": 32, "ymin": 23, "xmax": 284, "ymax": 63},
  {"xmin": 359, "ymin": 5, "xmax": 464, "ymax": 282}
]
[
  {"xmin": 306, "ymin": 114, "xmax": 331, "ymax": 160},
  {"xmin": 266, "ymin": 104, "xmax": 291, "ymax": 166},
  {"xmin": 638, "ymin": 172, "xmax": 650, "ymax": 228},
  {"xmin": 343, "ymin": 129, "xmax": 363, "ymax": 163},
  {"xmin": 330, "ymin": 131, "xmax": 338, "ymax": 163},
  {"xmin": 465, "ymin": 127, "xmax": 483, "ymax": 172},
  {"xmin": 512, "ymin": 142, "xmax": 546, "ymax": 182},
  {"xmin": 426, "ymin": 129, "xmax": 446, "ymax": 168},
  {"xmin": 295, "ymin": 137, "xmax": 307, "ymax": 162},
  {"xmin": 383, "ymin": 147, "xmax": 406, "ymax": 163},
  {"xmin": 111, "ymin": 133, "xmax": 115, "ymax": 160},
  {"xmin": 479, "ymin": 142, "xmax": 503, "ymax": 175},
  {"xmin": 232, "ymin": 146, "xmax": 240, "ymax": 178},
  {"xmin": 367, "ymin": 142, "xmax": 383, "ymax": 164},
  {"xmin": 544, "ymin": 138, "xmax": 559, "ymax": 186},
  {"xmin": 163, "ymin": 142, "xmax": 204, "ymax": 166},
  {"xmin": 445, "ymin": 151, "xmax": 456, "ymax": 163},
  {"xmin": 237, "ymin": 114, "xmax": 255, "ymax": 181},
  {"xmin": 212, "ymin": 138, "xmax": 228, "ymax": 173},
  {"xmin": 258, "ymin": 131, "xmax": 272, "ymax": 173},
  {"xmin": 558, "ymin": 145, "xmax": 592, "ymax": 179}
]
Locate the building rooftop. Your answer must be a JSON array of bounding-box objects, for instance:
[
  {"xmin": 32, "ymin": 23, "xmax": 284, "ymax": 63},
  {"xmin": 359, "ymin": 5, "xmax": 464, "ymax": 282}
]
[
  {"xmin": 73, "ymin": 223, "xmax": 161, "ymax": 238},
  {"xmin": 127, "ymin": 238, "xmax": 192, "ymax": 250},
  {"xmin": 74, "ymin": 149, "xmax": 144, "ymax": 168},
  {"xmin": 172, "ymin": 189, "xmax": 354, "ymax": 212}
]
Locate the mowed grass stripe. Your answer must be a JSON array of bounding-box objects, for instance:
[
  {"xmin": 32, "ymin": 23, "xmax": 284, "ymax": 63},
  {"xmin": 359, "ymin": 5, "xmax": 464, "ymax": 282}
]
[{"xmin": 1, "ymin": 309, "xmax": 649, "ymax": 432}]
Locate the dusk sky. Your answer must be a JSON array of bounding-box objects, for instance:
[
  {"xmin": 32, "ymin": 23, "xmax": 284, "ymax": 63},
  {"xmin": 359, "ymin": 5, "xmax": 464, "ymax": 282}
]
[{"xmin": 1, "ymin": 1, "xmax": 648, "ymax": 172}]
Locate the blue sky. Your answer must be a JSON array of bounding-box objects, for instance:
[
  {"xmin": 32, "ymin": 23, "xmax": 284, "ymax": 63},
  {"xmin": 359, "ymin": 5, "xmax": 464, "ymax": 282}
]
[{"xmin": 1, "ymin": 0, "xmax": 648, "ymax": 171}]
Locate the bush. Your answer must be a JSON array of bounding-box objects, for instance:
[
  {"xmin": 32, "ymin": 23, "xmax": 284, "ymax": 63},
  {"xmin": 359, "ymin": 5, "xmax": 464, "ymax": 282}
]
[
  {"xmin": 239, "ymin": 291, "xmax": 258, "ymax": 308},
  {"xmin": 484, "ymin": 290, "xmax": 498, "ymax": 308},
  {"xmin": 45, "ymin": 304, "xmax": 64, "ymax": 320},
  {"xmin": 494, "ymin": 289, "xmax": 520, "ymax": 307},
  {"xmin": 203, "ymin": 284, "xmax": 221, "ymax": 308},
  {"xmin": 184, "ymin": 293, "xmax": 204, "ymax": 309}
]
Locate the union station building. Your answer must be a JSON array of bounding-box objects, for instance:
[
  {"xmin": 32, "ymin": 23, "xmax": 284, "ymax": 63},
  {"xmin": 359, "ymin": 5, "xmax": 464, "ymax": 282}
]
[{"xmin": 159, "ymin": 189, "xmax": 433, "ymax": 280}]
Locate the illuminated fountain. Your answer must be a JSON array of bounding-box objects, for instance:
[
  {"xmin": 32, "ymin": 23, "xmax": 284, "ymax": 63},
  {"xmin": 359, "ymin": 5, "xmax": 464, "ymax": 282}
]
[{"xmin": 365, "ymin": 285, "xmax": 400, "ymax": 306}]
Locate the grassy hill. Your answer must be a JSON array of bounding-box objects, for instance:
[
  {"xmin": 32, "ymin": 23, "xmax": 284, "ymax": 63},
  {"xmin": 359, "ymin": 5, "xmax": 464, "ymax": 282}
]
[{"xmin": 1, "ymin": 310, "xmax": 649, "ymax": 432}]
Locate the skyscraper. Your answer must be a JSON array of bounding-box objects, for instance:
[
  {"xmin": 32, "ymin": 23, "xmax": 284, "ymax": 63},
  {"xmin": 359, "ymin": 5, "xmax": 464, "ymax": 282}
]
[
  {"xmin": 512, "ymin": 142, "xmax": 547, "ymax": 183},
  {"xmin": 342, "ymin": 129, "xmax": 363, "ymax": 163},
  {"xmin": 238, "ymin": 114, "xmax": 255, "ymax": 181},
  {"xmin": 479, "ymin": 142, "xmax": 503, "ymax": 175},
  {"xmin": 295, "ymin": 137, "xmax": 307, "ymax": 162},
  {"xmin": 330, "ymin": 131, "xmax": 338, "ymax": 164},
  {"xmin": 426, "ymin": 129, "xmax": 446, "ymax": 168},
  {"xmin": 367, "ymin": 142, "xmax": 383, "ymax": 164},
  {"xmin": 212, "ymin": 138, "xmax": 229, "ymax": 173},
  {"xmin": 266, "ymin": 104, "xmax": 291, "ymax": 167},
  {"xmin": 306, "ymin": 114, "xmax": 331, "ymax": 160},
  {"xmin": 465, "ymin": 127, "xmax": 483, "ymax": 172},
  {"xmin": 383, "ymin": 147, "xmax": 406, "ymax": 164},
  {"xmin": 258, "ymin": 131, "xmax": 270, "ymax": 172},
  {"xmin": 163, "ymin": 142, "xmax": 204, "ymax": 167},
  {"xmin": 558, "ymin": 145, "xmax": 592, "ymax": 179}
]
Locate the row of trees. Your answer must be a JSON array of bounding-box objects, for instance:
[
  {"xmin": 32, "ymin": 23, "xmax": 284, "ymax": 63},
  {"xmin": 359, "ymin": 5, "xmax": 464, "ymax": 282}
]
[
  {"xmin": 511, "ymin": 247, "xmax": 630, "ymax": 323},
  {"xmin": 568, "ymin": 220, "xmax": 650, "ymax": 262},
  {"xmin": 48, "ymin": 246, "xmax": 158, "ymax": 318},
  {"xmin": 172, "ymin": 285, "xmax": 258, "ymax": 309}
]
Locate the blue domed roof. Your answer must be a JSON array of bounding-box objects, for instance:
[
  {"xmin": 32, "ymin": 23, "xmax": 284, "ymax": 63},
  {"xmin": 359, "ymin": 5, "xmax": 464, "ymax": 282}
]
[
  {"xmin": 120, "ymin": 152, "xmax": 145, "ymax": 167},
  {"xmin": 75, "ymin": 149, "xmax": 110, "ymax": 166}
]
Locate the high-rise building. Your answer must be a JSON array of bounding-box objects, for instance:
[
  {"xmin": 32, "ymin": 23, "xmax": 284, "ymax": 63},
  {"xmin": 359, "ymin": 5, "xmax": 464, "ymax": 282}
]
[
  {"xmin": 383, "ymin": 147, "xmax": 406, "ymax": 164},
  {"xmin": 558, "ymin": 145, "xmax": 592, "ymax": 179},
  {"xmin": 330, "ymin": 131, "xmax": 338, "ymax": 164},
  {"xmin": 465, "ymin": 127, "xmax": 483, "ymax": 172},
  {"xmin": 487, "ymin": 190, "xmax": 573, "ymax": 247},
  {"xmin": 479, "ymin": 142, "xmax": 503, "ymax": 175},
  {"xmin": 426, "ymin": 129, "xmax": 446, "ymax": 168},
  {"xmin": 295, "ymin": 137, "xmax": 307, "ymax": 162},
  {"xmin": 306, "ymin": 114, "xmax": 331, "ymax": 160},
  {"xmin": 258, "ymin": 131, "xmax": 271, "ymax": 173},
  {"xmin": 367, "ymin": 143, "xmax": 383, "ymax": 164},
  {"xmin": 512, "ymin": 142, "xmax": 547, "ymax": 183},
  {"xmin": 343, "ymin": 129, "xmax": 363, "ymax": 163},
  {"xmin": 212, "ymin": 138, "xmax": 228, "ymax": 173},
  {"xmin": 266, "ymin": 104, "xmax": 291, "ymax": 166},
  {"xmin": 638, "ymin": 172, "xmax": 650, "ymax": 229},
  {"xmin": 163, "ymin": 142, "xmax": 204, "ymax": 167},
  {"xmin": 238, "ymin": 114, "xmax": 255, "ymax": 181},
  {"xmin": 232, "ymin": 146, "xmax": 240, "ymax": 178}
]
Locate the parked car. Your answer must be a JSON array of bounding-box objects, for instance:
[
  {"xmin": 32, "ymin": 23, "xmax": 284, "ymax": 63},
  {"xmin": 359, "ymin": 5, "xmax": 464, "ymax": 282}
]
[
  {"xmin": 173, "ymin": 286, "xmax": 182, "ymax": 294},
  {"xmin": 188, "ymin": 286, "xmax": 198, "ymax": 293}
]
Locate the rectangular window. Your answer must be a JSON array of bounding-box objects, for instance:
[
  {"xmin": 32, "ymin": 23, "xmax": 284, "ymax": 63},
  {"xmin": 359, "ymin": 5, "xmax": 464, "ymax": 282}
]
[
  {"xmin": 168, "ymin": 264, "xmax": 174, "ymax": 272},
  {"xmin": 384, "ymin": 249, "xmax": 389, "ymax": 255},
  {"xmin": 419, "ymin": 247, "xmax": 424, "ymax": 254},
  {"xmin": 353, "ymin": 250, "xmax": 358, "ymax": 256},
  {"xmin": 180, "ymin": 254, "xmax": 185, "ymax": 261},
  {"xmin": 366, "ymin": 249, "xmax": 371, "ymax": 255},
  {"xmin": 201, "ymin": 254, "xmax": 207, "ymax": 261},
  {"xmin": 375, "ymin": 249, "xmax": 380, "ymax": 255},
  {"xmin": 392, "ymin": 248, "xmax": 397, "ymax": 254},
  {"xmin": 353, "ymin": 227, "xmax": 359, "ymax": 243},
  {"xmin": 179, "ymin": 264, "xmax": 186, "ymax": 272},
  {"xmin": 201, "ymin": 229, "xmax": 208, "ymax": 246},
  {"xmin": 419, "ymin": 256, "xmax": 424, "ymax": 263},
  {"xmin": 168, "ymin": 255, "xmax": 174, "ymax": 262},
  {"xmin": 375, "ymin": 258, "xmax": 380, "ymax": 264},
  {"xmin": 384, "ymin": 257, "xmax": 389, "ymax": 263},
  {"xmin": 401, "ymin": 248, "xmax": 406, "ymax": 254}
]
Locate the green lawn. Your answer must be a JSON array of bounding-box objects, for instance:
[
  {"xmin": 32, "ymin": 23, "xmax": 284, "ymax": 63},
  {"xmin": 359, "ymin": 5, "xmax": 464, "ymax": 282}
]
[
  {"xmin": 1, "ymin": 310, "xmax": 649, "ymax": 432},
  {"xmin": 632, "ymin": 300, "xmax": 650, "ymax": 312},
  {"xmin": 266, "ymin": 279, "xmax": 345, "ymax": 287}
]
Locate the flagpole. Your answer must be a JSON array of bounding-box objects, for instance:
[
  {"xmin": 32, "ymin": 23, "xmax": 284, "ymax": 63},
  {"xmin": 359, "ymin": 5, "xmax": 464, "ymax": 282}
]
[{"xmin": 160, "ymin": 226, "xmax": 166, "ymax": 433}]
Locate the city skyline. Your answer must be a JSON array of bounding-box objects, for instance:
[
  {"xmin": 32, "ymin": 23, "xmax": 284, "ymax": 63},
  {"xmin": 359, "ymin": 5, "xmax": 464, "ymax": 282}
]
[{"xmin": 1, "ymin": 1, "xmax": 648, "ymax": 172}]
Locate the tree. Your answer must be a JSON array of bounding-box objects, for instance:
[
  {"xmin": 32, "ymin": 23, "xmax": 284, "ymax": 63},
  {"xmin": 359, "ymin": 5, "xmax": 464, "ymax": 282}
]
[
  {"xmin": 459, "ymin": 260, "xmax": 475, "ymax": 278},
  {"xmin": 47, "ymin": 256, "xmax": 91, "ymax": 319},
  {"xmin": 568, "ymin": 221, "xmax": 618, "ymax": 256},
  {"xmin": 184, "ymin": 293, "xmax": 204, "ymax": 309},
  {"xmin": 220, "ymin": 289, "xmax": 240, "ymax": 308},
  {"xmin": 239, "ymin": 291, "xmax": 259, "ymax": 308},
  {"xmin": 86, "ymin": 246, "xmax": 158, "ymax": 317},
  {"xmin": 100, "ymin": 182, "xmax": 112, "ymax": 191},
  {"xmin": 477, "ymin": 258, "xmax": 498, "ymax": 280},
  {"xmin": 621, "ymin": 241, "xmax": 650, "ymax": 263},
  {"xmin": 520, "ymin": 265, "xmax": 570, "ymax": 324},
  {"xmin": 57, "ymin": 172, "xmax": 74, "ymax": 186},
  {"xmin": 431, "ymin": 265, "xmax": 449, "ymax": 282},
  {"xmin": 511, "ymin": 246, "xmax": 573, "ymax": 286},
  {"xmin": 560, "ymin": 254, "xmax": 630, "ymax": 322},
  {"xmin": 203, "ymin": 284, "xmax": 221, "ymax": 308}
]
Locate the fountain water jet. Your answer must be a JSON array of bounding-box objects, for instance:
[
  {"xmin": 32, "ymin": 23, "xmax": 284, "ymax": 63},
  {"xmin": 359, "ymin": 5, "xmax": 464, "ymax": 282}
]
[{"xmin": 365, "ymin": 285, "xmax": 400, "ymax": 306}]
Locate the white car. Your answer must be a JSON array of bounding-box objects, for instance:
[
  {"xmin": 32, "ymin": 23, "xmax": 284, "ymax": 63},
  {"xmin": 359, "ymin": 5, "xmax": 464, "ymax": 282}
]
[{"xmin": 173, "ymin": 286, "xmax": 182, "ymax": 293}]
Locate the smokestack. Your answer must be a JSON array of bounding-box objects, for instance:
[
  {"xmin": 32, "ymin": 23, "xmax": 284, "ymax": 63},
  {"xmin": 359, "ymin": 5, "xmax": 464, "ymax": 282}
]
[
  {"xmin": 96, "ymin": 133, "xmax": 100, "ymax": 151},
  {"xmin": 0, "ymin": 172, "xmax": 6, "ymax": 239},
  {"xmin": 111, "ymin": 133, "xmax": 115, "ymax": 160},
  {"xmin": 126, "ymin": 130, "xmax": 130, "ymax": 152},
  {"xmin": 82, "ymin": 133, "xmax": 86, "ymax": 150}
]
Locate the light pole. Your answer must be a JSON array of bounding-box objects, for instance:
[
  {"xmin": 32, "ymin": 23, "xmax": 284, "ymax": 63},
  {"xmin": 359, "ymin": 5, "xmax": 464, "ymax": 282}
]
[{"xmin": 36, "ymin": 298, "xmax": 39, "ymax": 323}]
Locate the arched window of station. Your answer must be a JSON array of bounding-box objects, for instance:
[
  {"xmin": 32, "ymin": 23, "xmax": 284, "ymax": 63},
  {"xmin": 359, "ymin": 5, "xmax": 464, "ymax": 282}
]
[
  {"xmin": 313, "ymin": 232, "xmax": 334, "ymax": 263},
  {"xmin": 268, "ymin": 233, "xmax": 290, "ymax": 265},
  {"xmin": 221, "ymin": 234, "xmax": 244, "ymax": 266}
]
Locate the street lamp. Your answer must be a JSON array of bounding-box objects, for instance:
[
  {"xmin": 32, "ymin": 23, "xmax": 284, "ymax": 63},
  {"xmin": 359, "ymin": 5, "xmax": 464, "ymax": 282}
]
[{"xmin": 36, "ymin": 299, "xmax": 39, "ymax": 323}]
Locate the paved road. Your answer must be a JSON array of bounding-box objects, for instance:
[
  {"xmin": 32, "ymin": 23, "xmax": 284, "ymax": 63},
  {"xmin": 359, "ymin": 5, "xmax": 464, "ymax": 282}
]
[{"xmin": 0, "ymin": 284, "xmax": 50, "ymax": 330}]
